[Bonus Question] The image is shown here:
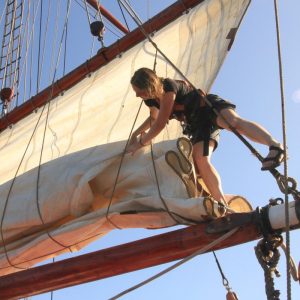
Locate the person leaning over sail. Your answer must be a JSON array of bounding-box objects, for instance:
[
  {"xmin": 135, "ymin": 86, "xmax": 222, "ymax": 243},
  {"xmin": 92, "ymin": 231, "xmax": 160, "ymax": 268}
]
[{"xmin": 126, "ymin": 67, "xmax": 284, "ymax": 205}]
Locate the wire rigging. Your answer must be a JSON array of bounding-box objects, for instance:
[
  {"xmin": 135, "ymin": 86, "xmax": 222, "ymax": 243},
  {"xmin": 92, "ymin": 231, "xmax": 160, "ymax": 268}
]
[
  {"xmin": 108, "ymin": 228, "xmax": 239, "ymax": 300},
  {"xmin": 0, "ymin": 0, "xmax": 74, "ymax": 270},
  {"xmin": 273, "ymin": 1, "xmax": 291, "ymax": 299}
]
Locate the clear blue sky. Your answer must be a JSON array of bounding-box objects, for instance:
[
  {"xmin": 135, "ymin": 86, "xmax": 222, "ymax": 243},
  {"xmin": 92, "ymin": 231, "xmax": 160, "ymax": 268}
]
[{"xmin": 3, "ymin": 1, "xmax": 299, "ymax": 299}]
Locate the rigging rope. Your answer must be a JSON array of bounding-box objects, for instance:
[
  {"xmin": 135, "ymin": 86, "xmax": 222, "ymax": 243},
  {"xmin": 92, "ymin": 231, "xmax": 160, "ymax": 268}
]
[
  {"xmin": 37, "ymin": 0, "xmax": 43, "ymax": 93},
  {"xmin": 255, "ymin": 236, "xmax": 282, "ymax": 300},
  {"xmin": 273, "ymin": 1, "xmax": 291, "ymax": 299},
  {"xmin": 117, "ymin": 0, "xmax": 130, "ymax": 32},
  {"xmin": 83, "ymin": 0, "xmax": 92, "ymax": 26},
  {"xmin": 104, "ymin": 48, "xmax": 196, "ymax": 228},
  {"xmin": 104, "ymin": 100, "xmax": 144, "ymax": 229},
  {"xmin": 116, "ymin": 0, "xmax": 300, "ymax": 203},
  {"xmin": 0, "ymin": 1, "xmax": 8, "ymax": 27},
  {"xmin": 15, "ymin": 0, "xmax": 42, "ymax": 104},
  {"xmin": 35, "ymin": 0, "xmax": 73, "ymax": 250},
  {"xmin": 108, "ymin": 228, "xmax": 239, "ymax": 300},
  {"xmin": 11, "ymin": 1, "xmax": 24, "ymax": 106},
  {"xmin": 0, "ymin": 0, "xmax": 74, "ymax": 270},
  {"xmin": 21, "ymin": 2, "xmax": 31, "ymax": 104},
  {"xmin": 37, "ymin": 0, "xmax": 52, "ymax": 93},
  {"xmin": 213, "ymin": 251, "xmax": 237, "ymax": 297}
]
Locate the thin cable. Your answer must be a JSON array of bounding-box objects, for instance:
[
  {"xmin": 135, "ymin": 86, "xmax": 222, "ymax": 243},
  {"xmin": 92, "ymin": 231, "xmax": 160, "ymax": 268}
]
[
  {"xmin": 1, "ymin": 1, "xmax": 17, "ymax": 90},
  {"xmin": 0, "ymin": 103, "xmax": 49, "ymax": 270},
  {"xmin": 117, "ymin": 0, "xmax": 130, "ymax": 32},
  {"xmin": 50, "ymin": 257, "xmax": 55, "ymax": 300},
  {"xmin": 105, "ymin": 100, "xmax": 144, "ymax": 229},
  {"xmin": 49, "ymin": 0, "xmax": 61, "ymax": 83},
  {"xmin": 273, "ymin": 1, "xmax": 291, "ymax": 299},
  {"xmin": 37, "ymin": 0, "xmax": 52, "ymax": 92},
  {"xmin": 0, "ymin": 0, "xmax": 8, "ymax": 26},
  {"xmin": 29, "ymin": 1, "xmax": 35, "ymax": 99},
  {"xmin": 14, "ymin": 0, "xmax": 42, "ymax": 104},
  {"xmin": 108, "ymin": 228, "xmax": 239, "ymax": 300},
  {"xmin": 83, "ymin": 0, "xmax": 92, "ymax": 25},
  {"xmin": 35, "ymin": 0, "xmax": 73, "ymax": 250},
  {"xmin": 94, "ymin": 0, "xmax": 104, "ymax": 23},
  {"xmin": 150, "ymin": 136, "xmax": 185, "ymax": 225},
  {"xmin": 0, "ymin": 0, "xmax": 74, "ymax": 269},
  {"xmin": 73, "ymin": 0, "xmax": 122, "ymax": 39},
  {"xmin": 118, "ymin": 0, "xmax": 296, "ymax": 204},
  {"xmin": 21, "ymin": 2, "xmax": 31, "ymax": 104},
  {"xmin": 63, "ymin": 1, "xmax": 69, "ymax": 76},
  {"xmin": 12, "ymin": 2, "xmax": 24, "ymax": 107},
  {"xmin": 0, "ymin": 230, "xmax": 106, "ymax": 271},
  {"xmin": 213, "ymin": 251, "xmax": 230, "ymax": 288},
  {"xmin": 36, "ymin": 0, "xmax": 43, "ymax": 93},
  {"xmin": 118, "ymin": 0, "xmax": 265, "ymax": 162}
]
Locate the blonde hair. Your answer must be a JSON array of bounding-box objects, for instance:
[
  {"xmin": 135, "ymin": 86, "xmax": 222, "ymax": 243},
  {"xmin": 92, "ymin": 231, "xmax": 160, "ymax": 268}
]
[{"xmin": 131, "ymin": 68, "xmax": 163, "ymax": 98}]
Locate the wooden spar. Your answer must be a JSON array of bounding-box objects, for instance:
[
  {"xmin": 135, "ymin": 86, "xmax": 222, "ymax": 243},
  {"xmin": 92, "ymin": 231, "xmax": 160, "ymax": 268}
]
[
  {"xmin": 0, "ymin": 222, "xmax": 261, "ymax": 300},
  {"xmin": 0, "ymin": 0, "xmax": 204, "ymax": 132},
  {"xmin": 0, "ymin": 201, "xmax": 299, "ymax": 299},
  {"xmin": 86, "ymin": 0, "xmax": 129, "ymax": 34}
]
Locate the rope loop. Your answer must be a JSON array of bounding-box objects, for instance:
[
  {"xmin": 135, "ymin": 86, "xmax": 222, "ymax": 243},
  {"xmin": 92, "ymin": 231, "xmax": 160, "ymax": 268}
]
[{"xmin": 255, "ymin": 236, "xmax": 282, "ymax": 300}]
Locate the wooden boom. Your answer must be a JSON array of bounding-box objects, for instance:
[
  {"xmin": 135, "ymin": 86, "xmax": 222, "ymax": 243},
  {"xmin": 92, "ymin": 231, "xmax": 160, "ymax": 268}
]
[
  {"xmin": 0, "ymin": 200, "xmax": 299, "ymax": 299},
  {"xmin": 0, "ymin": 221, "xmax": 260, "ymax": 300}
]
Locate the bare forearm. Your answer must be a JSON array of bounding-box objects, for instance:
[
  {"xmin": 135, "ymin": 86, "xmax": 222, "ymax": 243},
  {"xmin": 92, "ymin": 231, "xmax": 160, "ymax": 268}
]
[
  {"xmin": 132, "ymin": 116, "xmax": 152, "ymax": 137},
  {"xmin": 142, "ymin": 120, "xmax": 166, "ymax": 143}
]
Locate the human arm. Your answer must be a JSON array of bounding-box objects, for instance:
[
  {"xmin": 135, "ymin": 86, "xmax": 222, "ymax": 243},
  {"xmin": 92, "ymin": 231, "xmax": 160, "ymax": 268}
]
[
  {"xmin": 128, "ymin": 106, "xmax": 158, "ymax": 147},
  {"xmin": 127, "ymin": 92, "xmax": 175, "ymax": 155},
  {"xmin": 140, "ymin": 92, "xmax": 175, "ymax": 144}
]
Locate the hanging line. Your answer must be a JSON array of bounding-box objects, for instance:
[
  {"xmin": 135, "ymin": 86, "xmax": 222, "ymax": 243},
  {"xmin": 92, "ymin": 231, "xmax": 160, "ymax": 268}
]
[
  {"xmin": 117, "ymin": 0, "xmax": 299, "ymax": 201},
  {"xmin": 0, "ymin": 0, "xmax": 74, "ymax": 271},
  {"xmin": 117, "ymin": 0, "xmax": 130, "ymax": 32},
  {"xmin": 0, "ymin": 0, "xmax": 44, "ymax": 270},
  {"xmin": 83, "ymin": 0, "xmax": 92, "ymax": 25},
  {"xmin": 104, "ymin": 47, "xmax": 196, "ymax": 228},
  {"xmin": 21, "ymin": 1, "xmax": 31, "ymax": 104},
  {"xmin": 273, "ymin": 1, "xmax": 291, "ymax": 300},
  {"xmin": 35, "ymin": 0, "xmax": 74, "ymax": 251},
  {"xmin": 14, "ymin": 0, "xmax": 42, "ymax": 104},
  {"xmin": 36, "ymin": 0, "xmax": 43, "ymax": 93},
  {"xmin": 37, "ymin": 0, "xmax": 52, "ymax": 94},
  {"xmin": 1, "ymin": 1, "xmax": 17, "ymax": 90},
  {"xmin": 0, "ymin": 1, "xmax": 8, "ymax": 27},
  {"xmin": 84, "ymin": 0, "xmax": 106, "ymax": 50},
  {"xmin": 94, "ymin": 0, "xmax": 104, "ymax": 23},
  {"xmin": 74, "ymin": 0, "xmax": 122, "ymax": 40},
  {"xmin": 107, "ymin": 227, "xmax": 239, "ymax": 300},
  {"xmin": 10, "ymin": 1, "xmax": 24, "ymax": 106},
  {"xmin": 213, "ymin": 251, "xmax": 236, "ymax": 296},
  {"xmin": 149, "ymin": 49, "xmax": 189, "ymax": 225},
  {"xmin": 0, "ymin": 229, "xmax": 106, "ymax": 272},
  {"xmin": 149, "ymin": 118, "xmax": 193, "ymax": 225},
  {"xmin": 63, "ymin": 1, "xmax": 69, "ymax": 76},
  {"xmin": 104, "ymin": 100, "xmax": 144, "ymax": 229}
]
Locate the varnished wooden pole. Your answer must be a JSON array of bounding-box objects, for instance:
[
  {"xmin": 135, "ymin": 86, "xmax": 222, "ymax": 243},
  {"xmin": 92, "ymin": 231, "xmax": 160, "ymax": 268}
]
[{"xmin": 0, "ymin": 223, "xmax": 260, "ymax": 300}]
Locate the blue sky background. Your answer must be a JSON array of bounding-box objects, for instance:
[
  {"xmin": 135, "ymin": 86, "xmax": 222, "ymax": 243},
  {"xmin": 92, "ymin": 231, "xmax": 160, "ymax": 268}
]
[{"xmin": 1, "ymin": 0, "xmax": 298, "ymax": 299}]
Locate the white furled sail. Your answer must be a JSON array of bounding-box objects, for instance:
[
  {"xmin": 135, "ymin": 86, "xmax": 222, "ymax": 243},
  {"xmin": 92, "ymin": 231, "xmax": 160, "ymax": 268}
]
[{"xmin": 0, "ymin": 0, "xmax": 250, "ymax": 275}]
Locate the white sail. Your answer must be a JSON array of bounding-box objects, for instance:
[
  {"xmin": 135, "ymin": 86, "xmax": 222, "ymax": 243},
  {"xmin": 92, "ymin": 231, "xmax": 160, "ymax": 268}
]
[{"xmin": 0, "ymin": 0, "xmax": 250, "ymax": 275}]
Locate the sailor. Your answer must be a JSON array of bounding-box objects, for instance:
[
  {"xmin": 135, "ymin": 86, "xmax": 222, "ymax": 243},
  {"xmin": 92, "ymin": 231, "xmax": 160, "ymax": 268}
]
[{"xmin": 127, "ymin": 67, "xmax": 284, "ymax": 205}]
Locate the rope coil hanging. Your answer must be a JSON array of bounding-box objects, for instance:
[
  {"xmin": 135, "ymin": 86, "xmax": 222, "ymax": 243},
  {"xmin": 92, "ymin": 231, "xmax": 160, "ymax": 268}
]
[{"xmin": 255, "ymin": 236, "xmax": 282, "ymax": 300}]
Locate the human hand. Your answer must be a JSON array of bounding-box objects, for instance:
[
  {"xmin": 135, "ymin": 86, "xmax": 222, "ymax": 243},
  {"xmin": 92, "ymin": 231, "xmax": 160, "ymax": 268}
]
[{"xmin": 126, "ymin": 132, "xmax": 148, "ymax": 155}]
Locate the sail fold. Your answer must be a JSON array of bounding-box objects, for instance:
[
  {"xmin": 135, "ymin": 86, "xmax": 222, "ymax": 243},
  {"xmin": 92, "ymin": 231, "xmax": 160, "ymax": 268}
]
[{"xmin": 0, "ymin": 0, "xmax": 250, "ymax": 275}]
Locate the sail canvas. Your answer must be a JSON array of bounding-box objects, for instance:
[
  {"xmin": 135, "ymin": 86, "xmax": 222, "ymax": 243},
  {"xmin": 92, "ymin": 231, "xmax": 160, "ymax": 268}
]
[{"xmin": 0, "ymin": 0, "xmax": 250, "ymax": 275}]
